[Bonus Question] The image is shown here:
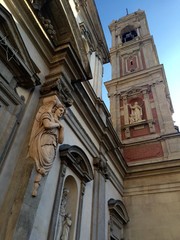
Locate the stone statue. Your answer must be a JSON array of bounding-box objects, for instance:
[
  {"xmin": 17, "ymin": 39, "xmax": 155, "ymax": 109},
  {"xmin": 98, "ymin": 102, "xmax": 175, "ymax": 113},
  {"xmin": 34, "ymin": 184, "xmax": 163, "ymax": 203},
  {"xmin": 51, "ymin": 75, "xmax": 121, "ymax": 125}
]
[
  {"xmin": 29, "ymin": 95, "xmax": 65, "ymax": 197},
  {"xmin": 60, "ymin": 214, "xmax": 72, "ymax": 240},
  {"xmin": 129, "ymin": 101, "xmax": 142, "ymax": 123},
  {"xmin": 56, "ymin": 188, "xmax": 70, "ymax": 240}
]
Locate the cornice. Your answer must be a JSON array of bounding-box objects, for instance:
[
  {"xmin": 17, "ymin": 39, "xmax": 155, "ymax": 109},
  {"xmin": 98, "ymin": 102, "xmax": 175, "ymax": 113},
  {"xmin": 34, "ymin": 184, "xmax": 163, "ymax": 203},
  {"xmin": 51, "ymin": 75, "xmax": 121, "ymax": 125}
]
[
  {"xmin": 4, "ymin": 0, "xmax": 92, "ymax": 79},
  {"xmin": 105, "ymin": 64, "xmax": 165, "ymax": 90},
  {"xmin": 125, "ymin": 156, "xmax": 180, "ymax": 179}
]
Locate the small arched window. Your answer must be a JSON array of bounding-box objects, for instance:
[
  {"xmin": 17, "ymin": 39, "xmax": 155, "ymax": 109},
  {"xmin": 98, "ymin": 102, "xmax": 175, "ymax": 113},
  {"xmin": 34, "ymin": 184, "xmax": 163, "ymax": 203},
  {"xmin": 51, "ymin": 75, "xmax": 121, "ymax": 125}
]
[
  {"xmin": 121, "ymin": 25, "xmax": 138, "ymax": 43},
  {"xmin": 108, "ymin": 198, "xmax": 129, "ymax": 240}
]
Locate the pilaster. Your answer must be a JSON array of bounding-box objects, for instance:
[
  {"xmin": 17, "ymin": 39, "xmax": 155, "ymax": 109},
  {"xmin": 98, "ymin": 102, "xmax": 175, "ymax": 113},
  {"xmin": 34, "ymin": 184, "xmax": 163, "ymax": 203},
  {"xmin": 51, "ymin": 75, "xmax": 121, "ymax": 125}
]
[{"xmin": 91, "ymin": 157, "xmax": 109, "ymax": 240}]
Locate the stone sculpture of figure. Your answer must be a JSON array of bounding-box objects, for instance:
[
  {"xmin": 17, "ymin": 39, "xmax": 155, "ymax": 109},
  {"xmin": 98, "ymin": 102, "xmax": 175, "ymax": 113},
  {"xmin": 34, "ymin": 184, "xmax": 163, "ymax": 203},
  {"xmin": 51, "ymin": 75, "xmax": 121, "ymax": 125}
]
[
  {"xmin": 60, "ymin": 214, "xmax": 72, "ymax": 240},
  {"xmin": 129, "ymin": 101, "xmax": 142, "ymax": 123},
  {"xmin": 29, "ymin": 95, "xmax": 65, "ymax": 197},
  {"xmin": 56, "ymin": 188, "xmax": 70, "ymax": 240},
  {"xmin": 60, "ymin": 188, "xmax": 69, "ymax": 217}
]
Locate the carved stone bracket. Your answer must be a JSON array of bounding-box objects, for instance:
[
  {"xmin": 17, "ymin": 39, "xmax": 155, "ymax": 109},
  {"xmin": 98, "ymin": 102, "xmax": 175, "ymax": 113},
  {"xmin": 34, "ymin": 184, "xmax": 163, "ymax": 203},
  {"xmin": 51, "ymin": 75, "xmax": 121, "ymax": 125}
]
[
  {"xmin": 40, "ymin": 77, "xmax": 73, "ymax": 107},
  {"xmin": 93, "ymin": 157, "xmax": 109, "ymax": 179}
]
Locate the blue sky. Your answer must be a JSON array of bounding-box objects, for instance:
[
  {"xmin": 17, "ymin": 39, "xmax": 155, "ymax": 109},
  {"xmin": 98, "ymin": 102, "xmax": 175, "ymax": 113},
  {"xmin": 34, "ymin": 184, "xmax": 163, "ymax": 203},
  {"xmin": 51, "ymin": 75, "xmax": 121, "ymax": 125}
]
[{"xmin": 95, "ymin": 0, "xmax": 180, "ymax": 127}]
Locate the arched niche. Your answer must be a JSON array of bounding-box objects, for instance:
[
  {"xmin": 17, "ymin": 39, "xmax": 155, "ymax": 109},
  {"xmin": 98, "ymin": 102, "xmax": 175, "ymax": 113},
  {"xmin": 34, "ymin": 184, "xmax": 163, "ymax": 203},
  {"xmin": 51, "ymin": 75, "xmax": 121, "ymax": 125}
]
[
  {"xmin": 108, "ymin": 198, "xmax": 129, "ymax": 240},
  {"xmin": 48, "ymin": 144, "xmax": 93, "ymax": 240},
  {"xmin": 56, "ymin": 175, "xmax": 78, "ymax": 240}
]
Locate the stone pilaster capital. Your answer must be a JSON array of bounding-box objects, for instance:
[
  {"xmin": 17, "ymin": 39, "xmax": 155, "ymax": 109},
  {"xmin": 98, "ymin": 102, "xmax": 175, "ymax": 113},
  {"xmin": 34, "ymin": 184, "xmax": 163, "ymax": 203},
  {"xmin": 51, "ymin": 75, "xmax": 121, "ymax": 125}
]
[
  {"xmin": 40, "ymin": 77, "xmax": 73, "ymax": 107},
  {"xmin": 93, "ymin": 157, "xmax": 109, "ymax": 179}
]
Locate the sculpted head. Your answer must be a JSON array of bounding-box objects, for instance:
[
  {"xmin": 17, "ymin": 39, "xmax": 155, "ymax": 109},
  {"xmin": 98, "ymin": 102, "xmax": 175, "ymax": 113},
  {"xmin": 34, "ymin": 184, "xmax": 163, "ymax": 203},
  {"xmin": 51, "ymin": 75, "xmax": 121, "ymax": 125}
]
[
  {"xmin": 42, "ymin": 95, "xmax": 66, "ymax": 117},
  {"xmin": 54, "ymin": 105, "xmax": 65, "ymax": 118}
]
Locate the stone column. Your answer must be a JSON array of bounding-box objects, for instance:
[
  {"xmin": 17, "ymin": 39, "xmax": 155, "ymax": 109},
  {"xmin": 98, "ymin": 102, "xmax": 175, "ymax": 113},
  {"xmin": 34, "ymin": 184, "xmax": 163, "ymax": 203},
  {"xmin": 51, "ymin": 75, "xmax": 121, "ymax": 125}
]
[{"xmin": 91, "ymin": 158, "xmax": 109, "ymax": 240}]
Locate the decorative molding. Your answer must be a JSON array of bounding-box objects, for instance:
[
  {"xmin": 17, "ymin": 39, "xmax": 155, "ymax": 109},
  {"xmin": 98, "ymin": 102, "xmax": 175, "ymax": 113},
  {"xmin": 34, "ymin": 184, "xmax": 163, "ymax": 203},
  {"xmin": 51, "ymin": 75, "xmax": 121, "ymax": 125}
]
[
  {"xmin": 108, "ymin": 198, "xmax": 129, "ymax": 240},
  {"xmin": 108, "ymin": 198, "xmax": 129, "ymax": 224},
  {"xmin": 59, "ymin": 144, "xmax": 94, "ymax": 182},
  {"xmin": 121, "ymin": 85, "xmax": 150, "ymax": 97},
  {"xmin": 122, "ymin": 119, "xmax": 156, "ymax": 139},
  {"xmin": 0, "ymin": 4, "xmax": 40, "ymax": 87}
]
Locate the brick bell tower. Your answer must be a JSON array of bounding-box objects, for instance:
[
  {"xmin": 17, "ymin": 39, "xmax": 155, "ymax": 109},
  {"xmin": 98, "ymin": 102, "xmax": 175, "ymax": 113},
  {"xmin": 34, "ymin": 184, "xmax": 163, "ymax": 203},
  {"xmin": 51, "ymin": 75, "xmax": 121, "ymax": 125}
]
[{"xmin": 105, "ymin": 10, "xmax": 178, "ymax": 163}]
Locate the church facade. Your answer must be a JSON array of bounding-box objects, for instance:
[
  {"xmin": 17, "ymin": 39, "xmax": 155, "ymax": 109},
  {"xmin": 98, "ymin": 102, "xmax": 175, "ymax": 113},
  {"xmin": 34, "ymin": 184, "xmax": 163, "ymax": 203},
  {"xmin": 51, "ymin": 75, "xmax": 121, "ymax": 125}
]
[{"xmin": 0, "ymin": 1, "xmax": 180, "ymax": 240}]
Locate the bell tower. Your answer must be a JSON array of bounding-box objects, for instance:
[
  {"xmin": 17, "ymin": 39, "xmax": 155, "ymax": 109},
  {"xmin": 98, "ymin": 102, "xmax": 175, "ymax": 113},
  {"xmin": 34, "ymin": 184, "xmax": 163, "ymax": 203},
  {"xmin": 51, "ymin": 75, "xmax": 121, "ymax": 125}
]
[{"xmin": 105, "ymin": 10, "xmax": 178, "ymax": 163}]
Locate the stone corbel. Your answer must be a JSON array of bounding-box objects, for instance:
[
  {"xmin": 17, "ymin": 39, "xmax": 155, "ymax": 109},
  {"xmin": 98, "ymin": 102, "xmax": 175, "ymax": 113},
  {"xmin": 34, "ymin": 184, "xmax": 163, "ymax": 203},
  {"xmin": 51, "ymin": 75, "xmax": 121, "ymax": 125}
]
[
  {"xmin": 40, "ymin": 76, "xmax": 73, "ymax": 107},
  {"xmin": 93, "ymin": 157, "xmax": 109, "ymax": 179}
]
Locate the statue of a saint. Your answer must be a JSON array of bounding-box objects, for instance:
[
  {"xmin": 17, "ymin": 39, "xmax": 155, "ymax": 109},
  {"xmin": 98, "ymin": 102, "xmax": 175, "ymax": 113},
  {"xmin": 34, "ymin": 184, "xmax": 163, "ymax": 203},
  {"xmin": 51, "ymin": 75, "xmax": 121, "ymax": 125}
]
[
  {"xmin": 60, "ymin": 214, "xmax": 72, "ymax": 240},
  {"xmin": 56, "ymin": 188, "xmax": 70, "ymax": 240},
  {"xmin": 60, "ymin": 188, "xmax": 69, "ymax": 217},
  {"xmin": 29, "ymin": 96, "xmax": 65, "ymax": 197},
  {"xmin": 129, "ymin": 101, "xmax": 143, "ymax": 123}
]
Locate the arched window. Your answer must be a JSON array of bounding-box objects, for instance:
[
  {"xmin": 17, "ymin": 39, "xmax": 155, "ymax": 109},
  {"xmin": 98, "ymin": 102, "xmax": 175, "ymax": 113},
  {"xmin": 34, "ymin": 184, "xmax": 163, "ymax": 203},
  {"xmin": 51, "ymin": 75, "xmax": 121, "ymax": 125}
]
[
  {"xmin": 108, "ymin": 199, "xmax": 129, "ymax": 240},
  {"xmin": 121, "ymin": 25, "xmax": 138, "ymax": 43}
]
